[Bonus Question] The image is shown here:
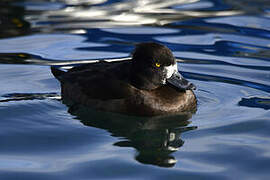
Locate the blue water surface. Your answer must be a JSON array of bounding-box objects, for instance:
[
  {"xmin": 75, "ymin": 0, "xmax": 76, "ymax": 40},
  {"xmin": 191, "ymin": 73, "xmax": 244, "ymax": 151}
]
[{"xmin": 0, "ymin": 0, "xmax": 270, "ymax": 179}]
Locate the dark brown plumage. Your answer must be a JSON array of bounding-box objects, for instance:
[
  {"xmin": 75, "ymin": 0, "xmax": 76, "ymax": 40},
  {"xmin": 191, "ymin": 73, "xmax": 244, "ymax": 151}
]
[{"xmin": 51, "ymin": 43, "xmax": 197, "ymax": 116}]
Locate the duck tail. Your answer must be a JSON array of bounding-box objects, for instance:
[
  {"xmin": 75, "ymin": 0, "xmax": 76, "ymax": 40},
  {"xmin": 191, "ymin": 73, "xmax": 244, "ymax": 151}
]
[{"xmin": 51, "ymin": 66, "xmax": 65, "ymax": 81}]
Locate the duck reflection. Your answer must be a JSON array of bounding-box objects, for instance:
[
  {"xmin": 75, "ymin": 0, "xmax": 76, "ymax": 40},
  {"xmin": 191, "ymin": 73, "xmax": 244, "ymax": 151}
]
[{"xmin": 68, "ymin": 105, "xmax": 196, "ymax": 167}]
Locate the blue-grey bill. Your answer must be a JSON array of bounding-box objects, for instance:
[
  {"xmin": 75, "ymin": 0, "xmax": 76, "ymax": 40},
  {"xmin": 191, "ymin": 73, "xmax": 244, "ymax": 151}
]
[{"xmin": 167, "ymin": 72, "xmax": 196, "ymax": 91}]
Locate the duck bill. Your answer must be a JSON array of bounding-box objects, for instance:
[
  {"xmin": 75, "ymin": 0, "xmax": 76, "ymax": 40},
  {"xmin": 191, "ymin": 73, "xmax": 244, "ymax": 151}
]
[{"xmin": 167, "ymin": 72, "xmax": 196, "ymax": 91}]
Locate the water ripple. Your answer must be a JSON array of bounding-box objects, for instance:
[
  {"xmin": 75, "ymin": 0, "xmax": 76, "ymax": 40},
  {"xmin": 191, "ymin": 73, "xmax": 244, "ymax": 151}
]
[{"xmin": 184, "ymin": 71, "xmax": 270, "ymax": 93}]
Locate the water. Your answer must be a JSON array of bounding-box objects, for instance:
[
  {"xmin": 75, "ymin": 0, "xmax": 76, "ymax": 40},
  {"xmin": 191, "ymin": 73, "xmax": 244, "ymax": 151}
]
[{"xmin": 0, "ymin": 0, "xmax": 270, "ymax": 179}]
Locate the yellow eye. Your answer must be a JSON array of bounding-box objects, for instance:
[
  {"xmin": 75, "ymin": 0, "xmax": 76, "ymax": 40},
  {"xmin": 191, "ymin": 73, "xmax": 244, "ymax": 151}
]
[{"xmin": 155, "ymin": 62, "xmax": 161, "ymax": 67}]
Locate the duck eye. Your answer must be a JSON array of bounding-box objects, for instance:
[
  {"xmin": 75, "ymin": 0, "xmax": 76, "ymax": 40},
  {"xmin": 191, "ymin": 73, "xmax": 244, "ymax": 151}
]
[{"xmin": 155, "ymin": 62, "xmax": 161, "ymax": 68}]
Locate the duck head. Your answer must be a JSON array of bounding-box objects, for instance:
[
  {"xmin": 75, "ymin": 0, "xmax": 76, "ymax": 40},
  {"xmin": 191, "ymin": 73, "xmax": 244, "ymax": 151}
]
[{"xmin": 130, "ymin": 42, "xmax": 196, "ymax": 91}]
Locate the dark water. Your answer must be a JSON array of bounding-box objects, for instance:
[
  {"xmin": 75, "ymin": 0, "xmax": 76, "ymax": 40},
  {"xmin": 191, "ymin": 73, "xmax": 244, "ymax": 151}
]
[{"xmin": 0, "ymin": 0, "xmax": 270, "ymax": 179}]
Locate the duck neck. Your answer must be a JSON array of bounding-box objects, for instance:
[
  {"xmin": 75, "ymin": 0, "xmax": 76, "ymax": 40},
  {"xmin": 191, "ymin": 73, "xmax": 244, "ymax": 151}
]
[{"xmin": 130, "ymin": 72, "xmax": 159, "ymax": 90}]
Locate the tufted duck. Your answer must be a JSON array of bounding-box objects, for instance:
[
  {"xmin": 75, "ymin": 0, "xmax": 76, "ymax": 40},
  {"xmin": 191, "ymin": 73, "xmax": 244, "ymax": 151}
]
[{"xmin": 51, "ymin": 42, "xmax": 197, "ymax": 116}]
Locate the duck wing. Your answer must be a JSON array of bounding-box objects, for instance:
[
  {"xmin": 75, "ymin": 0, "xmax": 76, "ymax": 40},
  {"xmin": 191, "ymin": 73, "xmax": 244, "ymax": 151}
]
[{"xmin": 51, "ymin": 61, "xmax": 134, "ymax": 100}]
